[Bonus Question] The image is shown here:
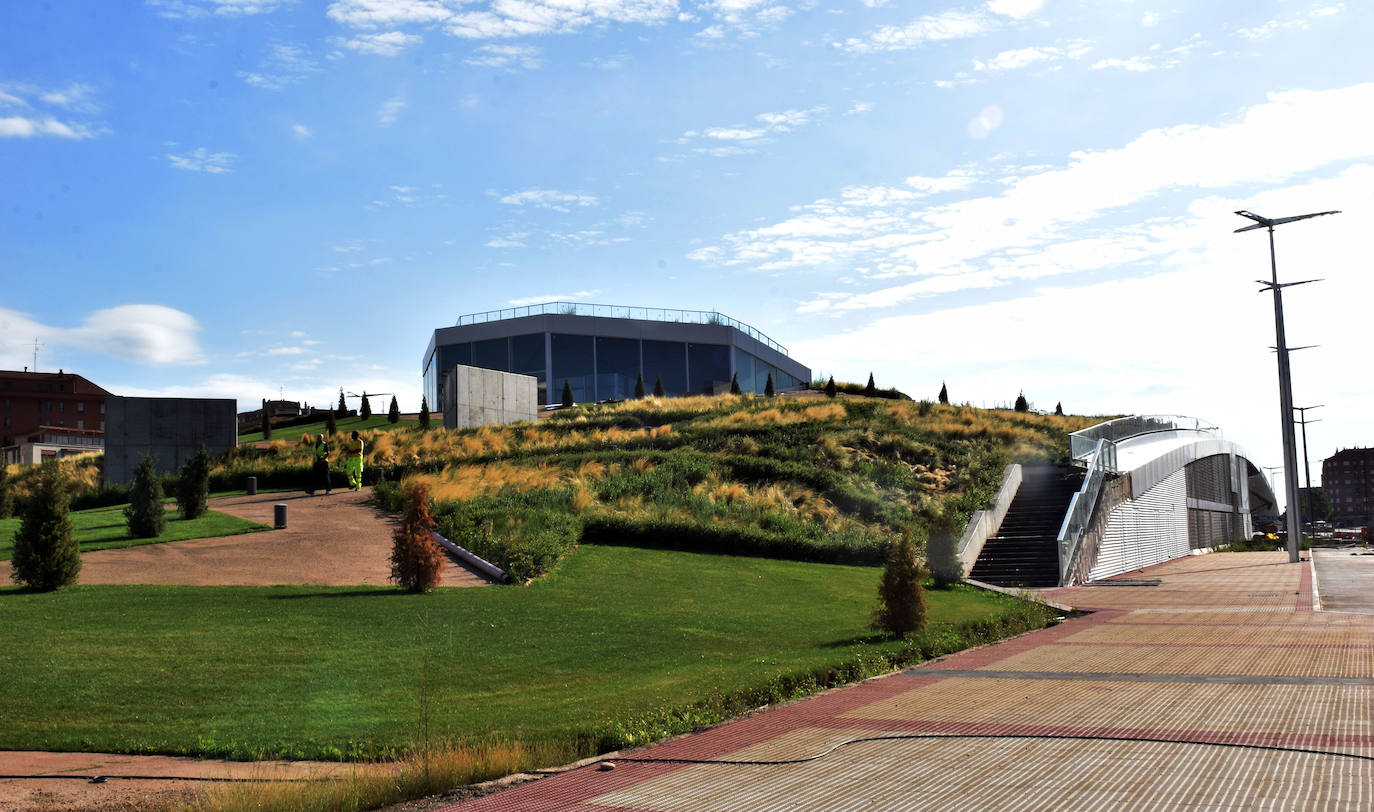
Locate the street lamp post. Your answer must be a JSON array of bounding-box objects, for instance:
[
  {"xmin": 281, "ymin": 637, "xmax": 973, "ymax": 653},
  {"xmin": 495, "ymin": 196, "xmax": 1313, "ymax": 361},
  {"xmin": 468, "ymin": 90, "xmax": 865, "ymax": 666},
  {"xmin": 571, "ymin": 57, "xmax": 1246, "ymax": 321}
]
[
  {"xmin": 1234, "ymin": 209, "xmax": 1339, "ymax": 563},
  {"xmin": 1294, "ymin": 404, "xmax": 1323, "ymax": 526}
]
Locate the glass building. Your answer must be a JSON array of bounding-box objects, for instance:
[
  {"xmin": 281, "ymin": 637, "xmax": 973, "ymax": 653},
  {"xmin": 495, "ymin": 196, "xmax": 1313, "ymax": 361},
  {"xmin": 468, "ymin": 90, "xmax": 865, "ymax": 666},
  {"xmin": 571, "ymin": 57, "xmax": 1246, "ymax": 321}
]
[{"xmin": 424, "ymin": 302, "xmax": 812, "ymax": 409}]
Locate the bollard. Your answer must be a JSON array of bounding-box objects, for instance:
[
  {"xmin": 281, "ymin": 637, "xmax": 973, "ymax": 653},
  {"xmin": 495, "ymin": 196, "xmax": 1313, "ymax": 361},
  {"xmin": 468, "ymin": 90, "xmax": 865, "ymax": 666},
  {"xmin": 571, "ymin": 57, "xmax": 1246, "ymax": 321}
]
[
  {"xmin": 274, "ymin": 503, "xmax": 287, "ymax": 529},
  {"xmin": 246, "ymin": 476, "xmax": 258, "ymax": 496}
]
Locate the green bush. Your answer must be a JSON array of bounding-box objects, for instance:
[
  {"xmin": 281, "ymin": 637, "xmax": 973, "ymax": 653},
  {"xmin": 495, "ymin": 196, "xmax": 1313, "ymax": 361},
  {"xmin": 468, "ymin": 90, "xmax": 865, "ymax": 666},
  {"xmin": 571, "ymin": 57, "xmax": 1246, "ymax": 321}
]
[
  {"xmin": 9, "ymin": 460, "xmax": 81, "ymax": 590},
  {"xmin": 124, "ymin": 453, "xmax": 167, "ymax": 538},
  {"xmin": 434, "ymin": 498, "xmax": 582, "ymax": 582},
  {"xmin": 872, "ymin": 530, "xmax": 927, "ymax": 637},
  {"xmin": 176, "ymin": 445, "xmax": 212, "ymax": 520},
  {"xmin": 0, "ymin": 461, "xmax": 14, "ymax": 519}
]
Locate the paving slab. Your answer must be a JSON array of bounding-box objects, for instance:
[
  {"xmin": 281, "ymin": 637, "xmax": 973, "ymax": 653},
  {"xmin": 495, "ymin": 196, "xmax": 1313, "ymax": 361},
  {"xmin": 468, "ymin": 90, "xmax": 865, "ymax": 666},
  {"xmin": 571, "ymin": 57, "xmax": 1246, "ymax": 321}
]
[
  {"xmin": 1314, "ymin": 547, "xmax": 1374, "ymax": 614},
  {"xmin": 434, "ymin": 551, "xmax": 1374, "ymax": 811}
]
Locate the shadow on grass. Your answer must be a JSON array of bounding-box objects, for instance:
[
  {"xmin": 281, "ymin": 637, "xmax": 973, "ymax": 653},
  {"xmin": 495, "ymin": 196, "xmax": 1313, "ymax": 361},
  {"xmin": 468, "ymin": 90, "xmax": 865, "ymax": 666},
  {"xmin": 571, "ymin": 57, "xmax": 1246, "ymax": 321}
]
[{"xmin": 268, "ymin": 588, "xmax": 404, "ymax": 599}]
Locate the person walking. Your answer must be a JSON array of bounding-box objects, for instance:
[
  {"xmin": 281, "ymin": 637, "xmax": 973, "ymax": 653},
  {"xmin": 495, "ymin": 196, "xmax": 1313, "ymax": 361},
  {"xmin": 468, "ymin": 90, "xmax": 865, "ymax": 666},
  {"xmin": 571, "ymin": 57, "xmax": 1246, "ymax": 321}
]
[
  {"xmin": 346, "ymin": 430, "xmax": 365, "ymax": 491},
  {"xmin": 307, "ymin": 433, "xmax": 331, "ymax": 495}
]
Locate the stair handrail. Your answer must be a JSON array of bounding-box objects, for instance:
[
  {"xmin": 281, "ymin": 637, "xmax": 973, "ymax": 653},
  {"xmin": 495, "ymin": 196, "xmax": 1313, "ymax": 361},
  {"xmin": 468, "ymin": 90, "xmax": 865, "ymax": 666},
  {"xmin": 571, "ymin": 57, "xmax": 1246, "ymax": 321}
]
[{"xmin": 1057, "ymin": 437, "xmax": 1116, "ymax": 586}]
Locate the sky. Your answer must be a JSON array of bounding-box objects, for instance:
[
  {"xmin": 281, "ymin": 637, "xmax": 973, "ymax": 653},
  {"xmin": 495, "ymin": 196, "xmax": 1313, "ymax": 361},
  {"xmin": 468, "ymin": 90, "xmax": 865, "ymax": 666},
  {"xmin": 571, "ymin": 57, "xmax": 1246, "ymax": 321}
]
[{"xmin": 1, "ymin": 0, "xmax": 1371, "ymax": 498}]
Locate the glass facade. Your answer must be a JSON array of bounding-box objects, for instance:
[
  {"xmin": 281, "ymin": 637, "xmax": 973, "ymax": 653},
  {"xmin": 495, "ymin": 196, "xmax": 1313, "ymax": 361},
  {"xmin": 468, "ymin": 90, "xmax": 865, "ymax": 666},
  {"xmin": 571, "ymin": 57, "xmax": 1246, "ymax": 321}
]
[{"xmin": 431, "ymin": 329, "xmax": 803, "ymax": 406}]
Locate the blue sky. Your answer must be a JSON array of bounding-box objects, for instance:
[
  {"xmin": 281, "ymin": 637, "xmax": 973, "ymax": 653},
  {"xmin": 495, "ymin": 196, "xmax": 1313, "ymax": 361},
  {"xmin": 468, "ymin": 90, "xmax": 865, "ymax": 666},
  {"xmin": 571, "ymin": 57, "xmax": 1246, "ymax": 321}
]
[{"xmin": 2, "ymin": 0, "xmax": 1371, "ymax": 496}]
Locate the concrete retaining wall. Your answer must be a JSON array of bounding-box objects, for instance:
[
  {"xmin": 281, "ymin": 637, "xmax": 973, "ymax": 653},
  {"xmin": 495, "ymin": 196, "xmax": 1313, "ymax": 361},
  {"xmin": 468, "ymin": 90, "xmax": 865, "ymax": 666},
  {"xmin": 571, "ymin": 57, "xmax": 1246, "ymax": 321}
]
[
  {"xmin": 442, "ymin": 364, "xmax": 538, "ymax": 430},
  {"xmin": 103, "ymin": 396, "xmax": 237, "ymax": 484},
  {"xmin": 957, "ymin": 464, "xmax": 1022, "ymax": 578}
]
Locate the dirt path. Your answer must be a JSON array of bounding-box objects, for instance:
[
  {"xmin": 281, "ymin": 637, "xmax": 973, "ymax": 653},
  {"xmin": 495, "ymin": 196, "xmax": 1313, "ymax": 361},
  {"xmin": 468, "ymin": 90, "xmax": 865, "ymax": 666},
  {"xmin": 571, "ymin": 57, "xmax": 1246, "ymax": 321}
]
[{"xmin": 1, "ymin": 489, "xmax": 489, "ymax": 587}]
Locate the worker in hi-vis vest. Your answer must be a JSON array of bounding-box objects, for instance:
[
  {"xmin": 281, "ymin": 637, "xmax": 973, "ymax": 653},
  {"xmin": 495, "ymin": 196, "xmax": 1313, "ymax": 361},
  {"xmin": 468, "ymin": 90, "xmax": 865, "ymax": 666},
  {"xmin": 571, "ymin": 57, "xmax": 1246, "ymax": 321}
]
[
  {"xmin": 346, "ymin": 430, "xmax": 365, "ymax": 491},
  {"xmin": 307, "ymin": 433, "xmax": 331, "ymax": 495}
]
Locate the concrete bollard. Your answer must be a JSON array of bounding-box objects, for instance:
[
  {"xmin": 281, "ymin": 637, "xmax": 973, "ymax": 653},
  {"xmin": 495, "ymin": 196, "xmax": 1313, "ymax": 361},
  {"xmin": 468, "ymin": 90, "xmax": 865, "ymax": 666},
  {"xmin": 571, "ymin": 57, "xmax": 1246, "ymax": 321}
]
[
  {"xmin": 246, "ymin": 476, "xmax": 258, "ymax": 496},
  {"xmin": 274, "ymin": 503, "xmax": 287, "ymax": 529}
]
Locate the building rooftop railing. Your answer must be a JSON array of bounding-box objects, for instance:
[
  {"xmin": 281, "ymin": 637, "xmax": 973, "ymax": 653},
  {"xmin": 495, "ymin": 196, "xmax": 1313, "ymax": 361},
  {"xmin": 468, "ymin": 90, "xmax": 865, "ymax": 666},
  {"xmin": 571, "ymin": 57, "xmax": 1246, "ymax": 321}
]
[
  {"xmin": 1069, "ymin": 415, "xmax": 1220, "ymax": 462},
  {"xmin": 456, "ymin": 301, "xmax": 791, "ymax": 357}
]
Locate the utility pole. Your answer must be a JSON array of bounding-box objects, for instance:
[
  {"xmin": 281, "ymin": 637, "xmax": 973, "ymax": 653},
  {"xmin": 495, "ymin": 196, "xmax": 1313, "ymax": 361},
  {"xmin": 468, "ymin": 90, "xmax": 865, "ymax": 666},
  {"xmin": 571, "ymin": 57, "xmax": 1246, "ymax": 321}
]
[
  {"xmin": 1235, "ymin": 209, "xmax": 1340, "ymax": 563},
  {"xmin": 1294, "ymin": 405, "xmax": 1323, "ymax": 526}
]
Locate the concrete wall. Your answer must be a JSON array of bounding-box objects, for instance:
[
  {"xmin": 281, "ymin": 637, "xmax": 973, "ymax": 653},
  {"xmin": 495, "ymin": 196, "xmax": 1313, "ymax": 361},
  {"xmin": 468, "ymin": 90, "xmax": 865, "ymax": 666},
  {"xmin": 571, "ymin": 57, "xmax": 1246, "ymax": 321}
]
[
  {"xmin": 957, "ymin": 464, "xmax": 1022, "ymax": 578},
  {"xmin": 443, "ymin": 364, "xmax": 537, "ymax": 430},
  {"xmin": 104, "ymin": 397, "xmax": 237, "ymax": 484}
]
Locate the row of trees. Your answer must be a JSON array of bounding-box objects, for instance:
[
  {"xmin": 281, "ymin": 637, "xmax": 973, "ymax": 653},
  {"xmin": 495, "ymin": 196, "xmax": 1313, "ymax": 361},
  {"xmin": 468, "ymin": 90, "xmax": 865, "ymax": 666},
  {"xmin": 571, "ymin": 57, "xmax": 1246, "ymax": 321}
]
[{"xmin": 260, "ymin": 391, "xmax": 431, "ymax": 440}]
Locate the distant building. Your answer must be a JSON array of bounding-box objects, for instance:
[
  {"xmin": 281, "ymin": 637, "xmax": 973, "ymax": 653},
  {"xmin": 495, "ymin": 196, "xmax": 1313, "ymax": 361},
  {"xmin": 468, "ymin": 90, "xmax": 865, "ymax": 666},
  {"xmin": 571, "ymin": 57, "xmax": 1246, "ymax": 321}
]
[
  {"xmin": 424, "ymin": 302, "xmax": 811, "ymax": 409},
  {"xmin": 1322, "ymin": 447, "xmax": 1374, "ymax": 526},
  {"xmin": 236, "ymin": 399, "xmax": 314, "ymax": 433},
  {"xmin": 1, "ymin": 369, "xmax": 111, "ymax": 465}
]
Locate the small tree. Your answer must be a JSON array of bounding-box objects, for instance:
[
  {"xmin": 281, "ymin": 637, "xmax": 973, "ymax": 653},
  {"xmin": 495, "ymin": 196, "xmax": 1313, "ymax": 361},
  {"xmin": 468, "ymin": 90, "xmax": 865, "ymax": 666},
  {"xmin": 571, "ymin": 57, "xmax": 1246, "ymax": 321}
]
[
  {"xmin": 864, "ymin": 372, "xmax": 876, "ymax": 398},
  {"xmin": 652, "ymin": 374, "xmax": 665, "ymax": 397},
  {"xmin": 1014, "ymin": 391, "xmax": 1029, "ymax": 412},
  {"xmin": 124, "ymin": 453, "xmax": 166, "ymax": 539},
  {"xmin": 824, "ymin": 376, "xmax": 837, "ymax": 398},
  {"xmin": 360, "ymin": 394, "xmax": 372, "ymax": 420},
  {"xmin": 730, "ymin": 372, "xmax": 742, "ymax": 395},
  {"xmin": 872, "ymin": 529, "xmax": 927, "ymax": 637},
  {"xmin": 10, "ymin": 460, "xmax": 80, "ymax": 590},
  {"xmin": 336, "ymin": 388, "xmax": 348, "ymax": 418},
  {"xmin": 260, "ymin": 406, "xmax": 272, "ymax": 440},
  {"xmin": 389, "ymin": 482, "xmax": 444, "ymax": 593},
  {"xmin": 634, "ymin": 372, "xmax": 645, "ymax": 399},
  {"xmin": 176, "ymin": 445, "xmax": 212, "ymax": 520},
  {"xmin": 388, "ymin": 395, "xmax": 400, "ymax": 424},
  {"xmin": 1054, "ymin": 401, "xmax": 1064, "ymax": 416},
  {"xmin": 0, "ymin": 459, "xmax": 15, "ymax": 519},
  {"xmin": 419, "ymin": 395, "xmax": 431, "ymax": 430},
  {"xmin": 764, "ymin": 373, "xmax": 775, "ymax": 397},
  {"xmin": 561, "ymin": 379, "xmax": 574, "ymax": 408},
  {"xmin": 938, "ymin": 382, "xmax": 949, "ymax": 405},
  {"xmin": 326, "ymin": 409, "xmax": 338, "ymax": 436}
]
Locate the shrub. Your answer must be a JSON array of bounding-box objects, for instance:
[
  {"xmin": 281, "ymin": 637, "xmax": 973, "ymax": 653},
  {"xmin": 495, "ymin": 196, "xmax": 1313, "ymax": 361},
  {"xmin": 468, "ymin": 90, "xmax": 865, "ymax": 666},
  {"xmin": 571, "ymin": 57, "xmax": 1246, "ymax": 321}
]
[
  {"xmin": 260, "ymin": 407, "xmax": 272, "ymax": 440},
  {"xmin": 388, "ymin": 395, "xmax": 400, "ymax": 424},
  {"xmin": 336, "ymin": 388, "xmax": 348, "ymax": 418},
  {"xmin": 0, "ymin": 461, "xmax": 14, "ymax": 519},
  {"xmin": 419, "ymin": 395, "xmax": 431, "ymax": 430},
  {"xmin": 872, "ymin": 530, "xmax": 927, "ymax": 637},
  {"xmin": 653, "ymin": 374, "xmax": 665, "ymax": 398},
  {"xmin": 389, "ymin": 482, "xmax": 444, "ymax": 592},
  {"xmin": 176, "ymin": 445, "xmax": 212, "ymax": 520},
  {"xmin": 326, "ymin": 410, "xmax": 338, "ymax": 436},
  {"xmin": 1014, "ymin": 392, "xmax": 1029, "ymax": 412},
  {"xmin": 360, "ymin": 394, "xmax": 372, "ymax": 420},
  {"xmin": 9, "ymin": 460, "xmax": 80, "ymax": 590},
  {"xmin": 864, "ymin": 373, "xmax": 876, "ymax": 398},
  {"xmin": 562, "ymin": 379, "xmax": 574, "ymax": 408},
  {"xmin": 634, "ymin": 373, "xmax": 645, "ymax": 399},
  {"xmin": 730, "ymin": 373, "xmax": 741, "ymax": 395},
  {"xmin": 938, "ymin": 382, "xmax": 948, "ymax": 405},
  {"xmin": 764, "ymin": 373, "xmax": 774, "ymax": 397},
  {"xmin": 124, "ymin": 453, "xmax": 167, "ymax": 538},
  {"xmin": 825, "ymin": 376, "xmax": 837, "ymax": 398}
]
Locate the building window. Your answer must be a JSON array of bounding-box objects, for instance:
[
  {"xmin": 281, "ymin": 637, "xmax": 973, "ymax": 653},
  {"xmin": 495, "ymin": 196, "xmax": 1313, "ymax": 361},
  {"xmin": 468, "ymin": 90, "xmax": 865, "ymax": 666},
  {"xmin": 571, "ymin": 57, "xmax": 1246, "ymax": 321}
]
[
  {"xmin": 595, "ymin": 336, "xmax": 639, "ymax": 401},
  {"xmin": 642, "ymin": 340, "xmax": 687, "ymax": 396},
  {"xmin": 76, "ymin": 419, "xmax": 83, "ymax": 429},
  {"xmin": 77, "ymin": 402, "xmax": 85, "ymax": 413},
  {"xmin": 551, "ymin": 333, "xmax": 595, "ymax": 404}
]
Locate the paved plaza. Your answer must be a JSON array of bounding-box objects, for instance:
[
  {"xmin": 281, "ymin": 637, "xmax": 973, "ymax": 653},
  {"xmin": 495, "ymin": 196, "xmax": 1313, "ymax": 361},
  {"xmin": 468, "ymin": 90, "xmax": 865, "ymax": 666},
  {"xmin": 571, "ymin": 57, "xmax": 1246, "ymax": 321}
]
[{"xmin": 444, "ymin": 550, "xmax": 1374, "ymax": 811}]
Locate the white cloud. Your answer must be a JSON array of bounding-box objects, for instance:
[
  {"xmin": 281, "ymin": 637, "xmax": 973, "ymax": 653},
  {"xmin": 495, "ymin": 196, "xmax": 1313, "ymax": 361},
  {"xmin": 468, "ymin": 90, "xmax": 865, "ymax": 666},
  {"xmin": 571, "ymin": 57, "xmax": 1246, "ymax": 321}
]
[
  {"xmin": 1092, "ymin": 56, "xmax": 1158, "ymax": 72},
  {"xmin": 147, "ymin": 0, "xmax": 293, "ymax": 17},
  {"xmin": 444, "ymin": 0, "xmax": 678, "ymax": 39},
  {"xmin": 498, "ymin": 188, "xmax": 599, "ymax": 211},
  {"xmin": 974, "ymin": 42, "xmax": 1091, "ymax": 71},
  {"xmin": 485, "ymin": 233, "xmax": 530, "ymax": 248},
  {"xmin": 0, "ymin": 82, "xmax": 105, "ymax": 139},
  {"xmin": 342, "ymin": 31, "xmax": 423, "ymax": 55},
  {"xmin": 0, "ymin": 304, "xmax": 204, "ymax": 367},
  {"xmin": 967, "ymin": 105, "xmax": 1003, "ymax": 138},
  {"xmin": 1142, "ymin": 11, "xmax": 1160, "ymax": 27},
  {"xmin": 236, "ymin": 43, "xmax": 318, "ymax": 90},
  {"xmin": 693, "ymin": 0, "xmax": 792, "ymax": 38},
  {"xmin": 377, "ymin": 95, "xmax": 406, "ymax": 126},
  {"xmin": 846, "ymin": 101, "xmax": 874, "ymax": 115},
  {"xmin": 678, "ymin": 105, "xmax": 826, "ymax": 156},
  {"xmin": 326, "ymin": 0, "xmax": 458, "ymax": 29},
  {"xmin": 985, "ymin": 0, "xmax": 1041, "ymax": 19},
  {"xmin": 292, "ymin": 123, "xmax": 312, "ymax": 140},
  {"xmin": 166, "ymin": 147, "xmax": 237, "ymax": 173},
  {"xmin": 837, "ymin": 8, "xmax": 1003, "ymax": 53},
  {"xmin": 506, "ymin": 290, "xmax": 602, "ymax": 306},
  {"xmin": 465, "ymin": 44, "xmax": 543, "ymax": 70}
]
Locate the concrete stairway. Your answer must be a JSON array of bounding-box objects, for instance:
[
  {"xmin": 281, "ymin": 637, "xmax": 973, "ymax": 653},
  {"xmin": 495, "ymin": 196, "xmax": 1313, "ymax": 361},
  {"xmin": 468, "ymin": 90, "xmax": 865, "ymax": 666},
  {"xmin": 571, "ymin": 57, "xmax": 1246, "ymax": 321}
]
[{"xmin": 969, "ymin": 465, "xmax": 1084, "ymax": 588}]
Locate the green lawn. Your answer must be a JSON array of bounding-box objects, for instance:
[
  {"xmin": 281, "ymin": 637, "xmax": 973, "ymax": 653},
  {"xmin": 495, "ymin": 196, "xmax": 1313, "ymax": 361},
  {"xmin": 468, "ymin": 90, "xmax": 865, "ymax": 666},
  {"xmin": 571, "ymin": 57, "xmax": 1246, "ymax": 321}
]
[
  {"xmin": 238, "ymin": 414, "xmax": 419, "ymax": 443},
  {"xmin": 0, "ymin": 504, "xmax": 269, "ymax": 561},
  {"xmin": 0, "ymin": 545, "xmax": 1051, "ymax": 762}
]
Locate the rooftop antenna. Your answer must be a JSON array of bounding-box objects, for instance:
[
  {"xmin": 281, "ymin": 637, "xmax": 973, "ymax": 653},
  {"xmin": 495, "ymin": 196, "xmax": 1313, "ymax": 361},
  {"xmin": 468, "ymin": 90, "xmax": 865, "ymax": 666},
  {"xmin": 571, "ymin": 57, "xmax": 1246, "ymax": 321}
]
[
  {"xmin": 1234, "ymin": 207, "xmax": 1339, "ymax": 563},
  {"xmin": 32, "ymin": 337, "xmax": 43, "ymax": 373}
]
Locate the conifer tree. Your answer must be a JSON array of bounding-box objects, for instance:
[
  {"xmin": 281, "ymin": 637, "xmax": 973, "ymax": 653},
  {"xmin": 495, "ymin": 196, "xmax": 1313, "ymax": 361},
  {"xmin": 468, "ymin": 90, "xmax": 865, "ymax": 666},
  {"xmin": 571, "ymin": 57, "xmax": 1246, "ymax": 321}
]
[
  {"xmin": 652, "ymin": 373, "xmax": 665, "ymax": 397},
  {"xmin": 825, "ymin": 376, "xmax": 837, "ymax": 398},
  {"xmin": 561, "ymin": 379, "xmax": 574, "ymax": 408},
  {"xmin": 1014, "ymin": 391, "xmax": 1029, "ymax": 412},
  {"xmin": 872, "ymin": 529, "xmax": 927, "ymax": 637},
  {"xmin": 10, "ymin": 460, "xmax": 80, "ymax": 590},
  {"xmin": 764, "ymin": 372, "xmax": 775, "ymax": 397},
  {"xmin": 389, "ymin": 482, "xmax": 443, "ymax": 592},
  {"xmin": 1055, "ymin": 401, "xmax": 1064, "ymax": 416},
  {"xmin": 634, "ymin": 372, "xmax": 645, "ymax": 399},
  {"xmin": 326, "ymin": 409, "xmax": 338, "ymax": 436},
  {"xmin": 360, "ymin": 394, "xmax": 372, "ymax": 420},
  {"xmin": 419, "ymin": 395, "xmax": 431, "ymax": 429},
  {"xmin": 864, "ymin": 372, "xmax": 876, "ymax": 398},
  {"xmin": 336, "ymin": 388, "xmax": 348, "ymax": 418},
  {"xmin": 260, "ymin": 405, "xmax": 272, "ymax": 440},
  {"xmin": 938, "ymin": 382, "xmax": 949, "ymax": 405},
  {"xmin": 388, "ymin": 395, "xmax": 400, "ymax": 424},
  {"xmin": 176, "ymin": 445, "xmax": 212, "ymax": 520},
  {"xmin": 125, "ymin": 453, "xmax": 166, "ymax": 539},
  {"xmin": 730, "ymin": 372, "xmax": 742, "ymax": 395}
]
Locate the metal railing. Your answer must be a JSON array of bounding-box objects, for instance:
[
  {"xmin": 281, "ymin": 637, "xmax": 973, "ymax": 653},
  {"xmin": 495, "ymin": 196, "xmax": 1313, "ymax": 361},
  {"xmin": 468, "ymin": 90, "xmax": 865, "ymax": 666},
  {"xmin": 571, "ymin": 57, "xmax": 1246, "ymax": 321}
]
[
  {"xmin": 1070, "ymin": 415, "xmax": 1219, "ymax": 462},
  {"xmin": 455, "ymin": 301, "xmax": 791, "ymax": 357},
  {"xmin": 1058, "ymin": 437, "xmax": 1116, "ymax": 586}
]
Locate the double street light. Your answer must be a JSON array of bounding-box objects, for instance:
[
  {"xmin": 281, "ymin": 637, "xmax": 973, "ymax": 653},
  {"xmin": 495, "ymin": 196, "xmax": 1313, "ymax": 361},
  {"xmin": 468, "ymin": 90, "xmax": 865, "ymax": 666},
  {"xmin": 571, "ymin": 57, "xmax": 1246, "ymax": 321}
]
[{"xmin": 1234, "ymin": 209, "xmax": 1340, "ymax": 563}]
